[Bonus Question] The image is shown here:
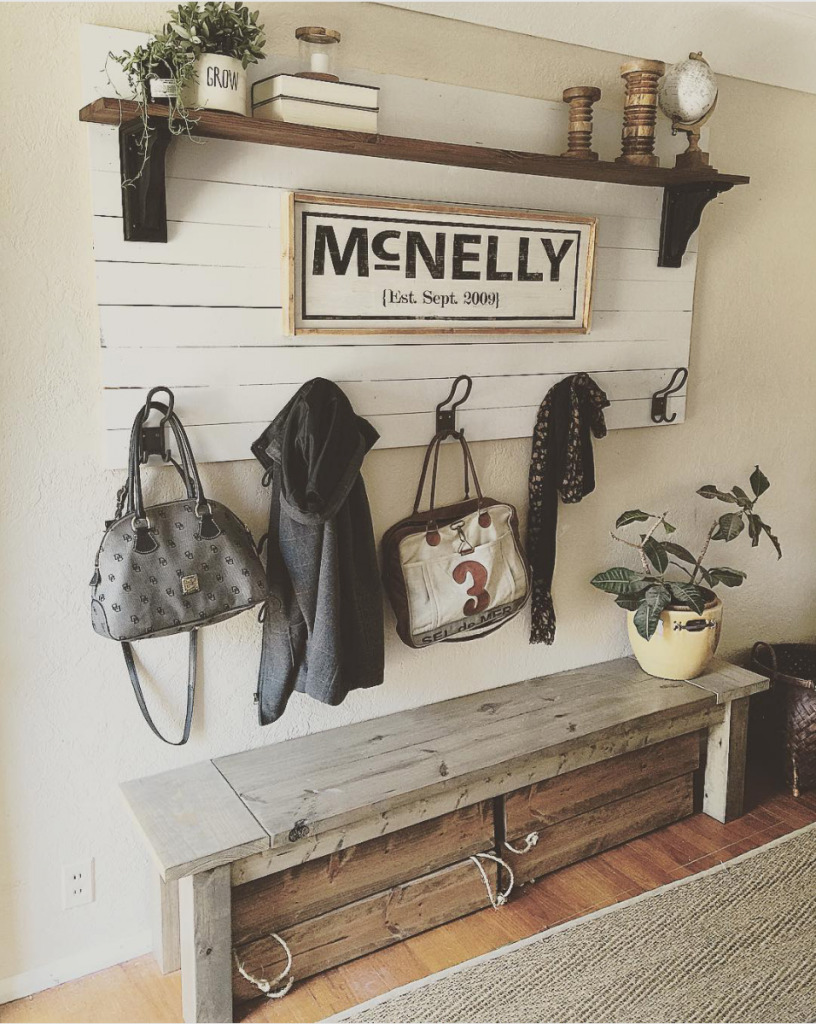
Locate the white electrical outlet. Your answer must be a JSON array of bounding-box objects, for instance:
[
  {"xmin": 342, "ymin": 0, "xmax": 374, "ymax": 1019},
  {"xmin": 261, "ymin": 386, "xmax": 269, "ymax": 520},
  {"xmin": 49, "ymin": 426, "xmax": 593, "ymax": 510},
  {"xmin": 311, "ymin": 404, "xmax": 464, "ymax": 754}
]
[{"xmin": 62, "ymin": 859, "xmax": 95, "ymax": 909}]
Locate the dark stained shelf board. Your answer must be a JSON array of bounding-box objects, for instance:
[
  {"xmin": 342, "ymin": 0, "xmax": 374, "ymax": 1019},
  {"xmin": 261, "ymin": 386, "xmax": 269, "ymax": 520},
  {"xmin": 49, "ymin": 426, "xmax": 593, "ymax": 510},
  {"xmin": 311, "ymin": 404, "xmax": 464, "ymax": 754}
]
[{"xmin": 79, "ymin": 97, "xmax": 750, "ymax": 190}]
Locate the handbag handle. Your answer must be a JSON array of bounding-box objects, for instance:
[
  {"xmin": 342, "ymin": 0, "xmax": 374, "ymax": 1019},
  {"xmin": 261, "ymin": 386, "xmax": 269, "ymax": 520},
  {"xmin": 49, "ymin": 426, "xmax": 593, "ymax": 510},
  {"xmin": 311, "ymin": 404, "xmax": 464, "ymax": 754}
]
[
  {"xmin": 412, "ymin": 431, "xmax": 484, "ymax": 516},
  {"xmin": 127, "ymin": 408, "xmax": 203, "ymax": 516},
  {"xmin": 126, "ymin": 405, "xmax": 210, "ymax": 524},
  {"xmin": 120, "ymin": 630, "xmax": 198, "ymax": 745}
]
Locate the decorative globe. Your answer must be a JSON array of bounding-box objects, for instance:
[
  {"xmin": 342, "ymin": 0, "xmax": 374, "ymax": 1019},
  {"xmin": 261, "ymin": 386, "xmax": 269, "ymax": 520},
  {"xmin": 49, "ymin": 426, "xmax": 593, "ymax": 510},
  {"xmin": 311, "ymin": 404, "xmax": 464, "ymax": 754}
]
[{"xmin": 658, "ymin": 53, "xmax": 717, "ymax": 126}]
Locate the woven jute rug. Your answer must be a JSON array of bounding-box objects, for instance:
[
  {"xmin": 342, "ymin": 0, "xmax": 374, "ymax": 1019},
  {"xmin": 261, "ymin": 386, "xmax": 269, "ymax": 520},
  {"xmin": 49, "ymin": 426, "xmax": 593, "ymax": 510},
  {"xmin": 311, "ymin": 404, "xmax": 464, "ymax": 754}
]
[{"xmin": 331, "ymin": 823, "xmax": 816, "ymax": 1024}]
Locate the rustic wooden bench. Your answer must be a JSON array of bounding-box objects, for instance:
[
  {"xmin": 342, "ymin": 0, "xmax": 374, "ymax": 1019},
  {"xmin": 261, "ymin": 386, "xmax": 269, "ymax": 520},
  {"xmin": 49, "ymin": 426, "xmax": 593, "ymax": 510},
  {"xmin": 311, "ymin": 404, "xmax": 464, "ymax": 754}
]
[{"xmin": 121, "ymin": 656, "xmax": 767, "ymax": 1023}]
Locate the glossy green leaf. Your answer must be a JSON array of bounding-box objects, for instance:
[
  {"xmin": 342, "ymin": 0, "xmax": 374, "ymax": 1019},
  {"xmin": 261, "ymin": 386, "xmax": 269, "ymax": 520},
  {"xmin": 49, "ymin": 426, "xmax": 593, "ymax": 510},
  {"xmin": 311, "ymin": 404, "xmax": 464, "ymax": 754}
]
[
  {"xmin": 590, "ymin": 567, "xmax": 647, "ymax": 595},
  {"xmin": 698, "ymin": 485, "xmax": 739, "ymax": 503},
  {"xmin": 615, "ymin": 509, "xmax": 652, "ymax": 528},
  {"xmin": 714, "ymin": 512, "xmax": 745, "ymax": 542},
  {"xmin": 731, "ymin": 485, "xmax": 753, "ymax": 509},
  {"xmin": 747, "ymin": 512, "xmax": 762, "ymax": 547},
  {"xmin": 615, "ymin": 593, "xmax": 642, "ymax": 611},
  {"xmin": 761, "ymin": 521, "xmax": 782, "ymax": 559},
  {"xmin": 750, "ymin": 465, "xmax": 770, "ymax": 499},
  {"xmin": 662, "ymin": 541, "xmax": 697, "ymax": 564},
  {"xmin": 667, "ymin": 582, "xmax": 707, "ymax": 613},
  {"xmin": 708, "ymin": 567, "xmax": 747, "ymax": 587},
  {"xmin": 642, "ymin": 536, "xmax": 668, "ymax": 574},
  {"xmin": 633, "ymin": 584, "xmax": 672, "ymax": 641}
]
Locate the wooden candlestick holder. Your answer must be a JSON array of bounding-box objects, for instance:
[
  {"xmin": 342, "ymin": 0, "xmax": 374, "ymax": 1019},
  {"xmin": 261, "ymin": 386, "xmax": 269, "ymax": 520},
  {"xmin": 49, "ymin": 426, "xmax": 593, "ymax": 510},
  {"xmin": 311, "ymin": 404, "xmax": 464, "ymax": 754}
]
[
  {"xmin": 616, "ymin": 58, "xmax": 666, "ymax": 167},
  {"xmin": 561, "ymin": 86, "xmax": 602, "ymax": 160}
]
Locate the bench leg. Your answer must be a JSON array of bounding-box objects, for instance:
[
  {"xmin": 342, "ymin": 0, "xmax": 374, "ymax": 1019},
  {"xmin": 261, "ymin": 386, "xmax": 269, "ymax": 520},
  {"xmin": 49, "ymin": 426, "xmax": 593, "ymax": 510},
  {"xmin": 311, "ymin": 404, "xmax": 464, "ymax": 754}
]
[
  {"xmin": 153, "ymin": 874, "xmax": 181, "ymax": 974},
  {"xmin": 703, "ymin": 696, "xmax": 749, "ymax": 823},
  {"xmin": 179, "ymin": 865, "xmax": 233, "ymax": 1023}
]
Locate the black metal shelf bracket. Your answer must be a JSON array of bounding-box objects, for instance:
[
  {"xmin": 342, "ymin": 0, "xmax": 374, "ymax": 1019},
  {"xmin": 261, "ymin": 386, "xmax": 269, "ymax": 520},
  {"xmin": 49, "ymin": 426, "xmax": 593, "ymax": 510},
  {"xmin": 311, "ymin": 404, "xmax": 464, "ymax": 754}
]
[
  {"xmin": 119, "ymin": 117, "xmax": 172, "ymax": 242},
  {"xmin": 658, "ymin": 181, "xmax": 734, "ymax": 268}
]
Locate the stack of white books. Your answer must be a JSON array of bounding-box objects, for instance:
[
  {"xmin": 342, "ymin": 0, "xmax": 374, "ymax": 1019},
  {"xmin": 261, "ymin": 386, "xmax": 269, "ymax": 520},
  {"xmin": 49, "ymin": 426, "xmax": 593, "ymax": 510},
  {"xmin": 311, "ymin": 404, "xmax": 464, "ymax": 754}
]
[{"xmin": 251, "ymin": 75, "xmax": 379, "ymax": 133}]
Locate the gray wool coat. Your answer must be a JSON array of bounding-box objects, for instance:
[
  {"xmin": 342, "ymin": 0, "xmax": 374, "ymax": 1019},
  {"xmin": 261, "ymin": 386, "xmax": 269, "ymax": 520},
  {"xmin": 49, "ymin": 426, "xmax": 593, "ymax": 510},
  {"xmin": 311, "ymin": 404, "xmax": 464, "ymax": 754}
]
[{"xmin": 251, "ymin": 378, "xmax": 384, "ymax": 724}]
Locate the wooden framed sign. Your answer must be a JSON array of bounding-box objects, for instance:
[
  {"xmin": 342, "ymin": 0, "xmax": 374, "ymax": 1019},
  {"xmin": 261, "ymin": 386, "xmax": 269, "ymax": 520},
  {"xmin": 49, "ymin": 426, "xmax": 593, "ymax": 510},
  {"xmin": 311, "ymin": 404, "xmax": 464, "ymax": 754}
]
[{"xmin": 284, "ymin": 192, "xmax": 596, "ymax": 335}]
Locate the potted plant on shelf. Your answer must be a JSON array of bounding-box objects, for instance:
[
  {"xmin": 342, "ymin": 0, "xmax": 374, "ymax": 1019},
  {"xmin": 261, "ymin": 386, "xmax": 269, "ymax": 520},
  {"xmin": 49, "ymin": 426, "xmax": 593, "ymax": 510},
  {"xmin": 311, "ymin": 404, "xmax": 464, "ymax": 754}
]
[
  {"xmin": 591, "ymin": 466, "xmax": 781, "ymax": 680},
  {"xmin": 109, "ymin": 2, "xmax": 266, "ymax": 181},
  {"xmin": 166, "ymin": 1, "xmax": 266, "ymax": 116},
  {"xmin": 109, "ymin": 35, "xmax": 199, "ymax": 183}
]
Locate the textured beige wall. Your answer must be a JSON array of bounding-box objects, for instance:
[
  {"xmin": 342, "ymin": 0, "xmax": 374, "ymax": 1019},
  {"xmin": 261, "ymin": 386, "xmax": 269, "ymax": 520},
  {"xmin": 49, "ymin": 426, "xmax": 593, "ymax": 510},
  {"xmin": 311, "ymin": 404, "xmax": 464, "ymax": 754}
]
[{"xmin": 1, "ymin": 0, "xmax": 815, "ymax": 992}]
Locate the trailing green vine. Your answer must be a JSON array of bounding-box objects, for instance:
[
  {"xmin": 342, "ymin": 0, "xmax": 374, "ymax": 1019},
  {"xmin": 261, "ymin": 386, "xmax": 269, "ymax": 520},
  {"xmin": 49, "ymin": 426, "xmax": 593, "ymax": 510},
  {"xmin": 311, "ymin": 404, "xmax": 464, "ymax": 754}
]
[{"xmin": 107, "ymin": 2, "xmax": 266, "ymax": 184}]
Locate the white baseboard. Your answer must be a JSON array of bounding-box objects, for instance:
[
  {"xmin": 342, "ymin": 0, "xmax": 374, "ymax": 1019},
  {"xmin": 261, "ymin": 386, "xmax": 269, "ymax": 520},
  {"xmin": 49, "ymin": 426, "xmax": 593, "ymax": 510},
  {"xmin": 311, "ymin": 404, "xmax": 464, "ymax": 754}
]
[{"xmin": 0, "ymin": 930, "xmax": 152, "ymax": 1006}]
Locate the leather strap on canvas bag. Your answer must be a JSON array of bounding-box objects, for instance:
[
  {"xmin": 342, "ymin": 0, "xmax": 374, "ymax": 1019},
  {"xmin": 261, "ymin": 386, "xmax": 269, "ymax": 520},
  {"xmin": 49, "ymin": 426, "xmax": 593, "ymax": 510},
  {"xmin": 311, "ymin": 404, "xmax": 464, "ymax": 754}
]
[
  {"xmin": 412, "ymin": 431, "xmax": 484, "ymax": 516},
  {"xmin": 120, "ymin": 630, "xmax": 198, "ymax": 745}
]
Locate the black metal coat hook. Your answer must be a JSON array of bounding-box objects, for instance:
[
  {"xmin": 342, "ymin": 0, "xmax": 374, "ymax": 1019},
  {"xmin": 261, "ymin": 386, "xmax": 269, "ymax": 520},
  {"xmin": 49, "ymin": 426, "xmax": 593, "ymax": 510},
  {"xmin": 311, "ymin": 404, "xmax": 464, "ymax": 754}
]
[
  {"xmin": 435, "ymin": 375, "xmax": 473, "ymax": 437},
  {"xmin": 651, "ymin": 368, "xmax": 688, "ymax": 424},
  {"xmin": 140, "ymin": 386, "xmax": 175, "ymax": 463}
]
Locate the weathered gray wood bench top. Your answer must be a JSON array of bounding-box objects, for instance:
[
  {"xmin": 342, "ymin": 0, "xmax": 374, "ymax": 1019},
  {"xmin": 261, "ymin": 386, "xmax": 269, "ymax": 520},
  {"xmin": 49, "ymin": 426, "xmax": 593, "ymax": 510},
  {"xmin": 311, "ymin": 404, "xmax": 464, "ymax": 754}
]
[{"xmin": 121, "ymin": 657, "xmax": 766, "ymax": 884}]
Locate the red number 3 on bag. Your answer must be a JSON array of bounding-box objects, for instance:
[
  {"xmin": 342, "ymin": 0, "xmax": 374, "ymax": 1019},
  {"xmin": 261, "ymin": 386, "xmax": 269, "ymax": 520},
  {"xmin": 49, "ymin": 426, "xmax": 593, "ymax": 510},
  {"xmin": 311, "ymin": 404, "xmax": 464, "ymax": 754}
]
[{"xmin": 452, "ymin": 560, "xmax": 490, "ymax": 616}]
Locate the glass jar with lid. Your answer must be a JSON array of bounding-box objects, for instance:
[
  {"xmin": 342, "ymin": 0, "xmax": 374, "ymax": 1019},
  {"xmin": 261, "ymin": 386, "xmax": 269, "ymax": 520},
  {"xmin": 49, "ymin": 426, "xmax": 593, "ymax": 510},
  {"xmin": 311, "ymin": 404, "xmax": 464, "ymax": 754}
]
[{"xmin": 295, "ymin": 26, "xmax": 341, "ymax": 82}]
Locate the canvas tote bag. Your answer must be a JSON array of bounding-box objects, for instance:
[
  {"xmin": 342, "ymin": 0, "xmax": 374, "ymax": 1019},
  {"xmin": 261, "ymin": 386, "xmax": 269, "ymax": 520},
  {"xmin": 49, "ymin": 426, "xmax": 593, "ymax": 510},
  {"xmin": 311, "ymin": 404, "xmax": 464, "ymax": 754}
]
[{"xmin": 382, "ymin": 431, "xmax": 529, "ymax": 648}]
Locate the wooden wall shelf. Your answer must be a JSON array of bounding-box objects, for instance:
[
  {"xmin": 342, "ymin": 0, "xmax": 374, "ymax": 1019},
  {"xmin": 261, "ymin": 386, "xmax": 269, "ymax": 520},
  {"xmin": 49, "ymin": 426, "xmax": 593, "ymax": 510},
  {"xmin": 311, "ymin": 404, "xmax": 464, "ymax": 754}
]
[{"xmin": 79, "ymin": 96, "xmax": 749, "ymax": 265}]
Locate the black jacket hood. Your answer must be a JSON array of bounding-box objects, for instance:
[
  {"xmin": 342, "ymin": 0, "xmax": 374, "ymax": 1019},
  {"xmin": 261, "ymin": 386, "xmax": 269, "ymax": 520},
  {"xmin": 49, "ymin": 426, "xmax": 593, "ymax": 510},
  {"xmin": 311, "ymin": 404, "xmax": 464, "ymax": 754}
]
[{"xmin": 252, "ymin": 378, "xmax": 380, "ymax": 525}]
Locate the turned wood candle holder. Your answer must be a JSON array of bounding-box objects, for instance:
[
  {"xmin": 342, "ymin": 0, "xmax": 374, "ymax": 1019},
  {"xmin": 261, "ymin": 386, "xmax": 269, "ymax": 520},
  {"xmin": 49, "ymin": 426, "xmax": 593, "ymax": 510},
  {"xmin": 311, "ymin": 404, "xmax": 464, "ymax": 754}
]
[
  {"xmin": 616, "ymin": 58, "xmax": 666, "ymax": 167},
  {"xmin": 561, "ymin": 86, "xmax": 601, "ymax": 160}
]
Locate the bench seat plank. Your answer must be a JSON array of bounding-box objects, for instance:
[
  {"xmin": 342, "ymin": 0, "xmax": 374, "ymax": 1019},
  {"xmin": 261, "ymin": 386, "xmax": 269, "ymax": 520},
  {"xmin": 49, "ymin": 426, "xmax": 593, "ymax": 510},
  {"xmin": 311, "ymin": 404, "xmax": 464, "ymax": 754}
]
[
  {"xmin": 121, "ymin": 761, "xmax": 269, "ymax": 881},
  {"xmin": 215, "ymin": 658, "xmax": 720, "ymax": 850},
  {"xmin": 687, "ymin": 658, "xmax": 769, "ymax": 704}
]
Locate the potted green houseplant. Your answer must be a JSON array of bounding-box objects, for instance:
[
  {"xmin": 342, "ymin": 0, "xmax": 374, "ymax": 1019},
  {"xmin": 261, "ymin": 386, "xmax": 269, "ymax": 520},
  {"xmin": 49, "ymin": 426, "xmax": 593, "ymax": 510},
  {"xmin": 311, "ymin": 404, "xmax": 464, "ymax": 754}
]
[
  {"xmin": 109, "ymin": 2, "xmax": 266, "ymax": 181},
  {"xmin": 109, "ymin": 35, "xmax": 199, "ymax": 184},
  {"xmin": 111, "ymin": 35, "xmax": 196, "ymax": 106},
  {"xmin": 166, "ymin": 1, "xmax": 266, "ymax": 116},
  {"xmin": 591, "ymin": 466, "xmax": 781, "ymax": 680}
]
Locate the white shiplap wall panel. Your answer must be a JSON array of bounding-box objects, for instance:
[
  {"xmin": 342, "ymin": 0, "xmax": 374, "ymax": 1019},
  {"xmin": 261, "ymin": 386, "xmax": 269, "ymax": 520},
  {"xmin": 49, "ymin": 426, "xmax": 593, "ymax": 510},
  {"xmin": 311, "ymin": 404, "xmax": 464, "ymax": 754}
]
[
  {"xmin": 102, "ymin": 339, "xmax": 690, "ymax": 388},
  {"xmin": 98, "ymin": 308, "xmax": 692, "ymax": 350},
  {"xmin": 83, "ymin": 25, "xmax": 698, "ymax": 467}
]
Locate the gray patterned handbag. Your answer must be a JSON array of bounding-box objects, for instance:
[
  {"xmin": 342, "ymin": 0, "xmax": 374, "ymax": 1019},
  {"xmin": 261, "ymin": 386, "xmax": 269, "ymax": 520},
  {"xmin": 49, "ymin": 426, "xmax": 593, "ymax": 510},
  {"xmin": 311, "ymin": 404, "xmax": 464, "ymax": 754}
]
[{"xmin": 90, "ymin": 389, "xmax": 267, "ymax": 744}]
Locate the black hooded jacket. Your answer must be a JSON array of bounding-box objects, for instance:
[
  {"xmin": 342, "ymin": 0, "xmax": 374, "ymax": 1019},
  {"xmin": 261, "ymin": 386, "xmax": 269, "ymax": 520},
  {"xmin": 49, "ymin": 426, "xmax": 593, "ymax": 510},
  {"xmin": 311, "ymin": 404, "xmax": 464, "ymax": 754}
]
[{"xmin": 251, "ymin": 378, "xmax": 384, "ymax": 724}]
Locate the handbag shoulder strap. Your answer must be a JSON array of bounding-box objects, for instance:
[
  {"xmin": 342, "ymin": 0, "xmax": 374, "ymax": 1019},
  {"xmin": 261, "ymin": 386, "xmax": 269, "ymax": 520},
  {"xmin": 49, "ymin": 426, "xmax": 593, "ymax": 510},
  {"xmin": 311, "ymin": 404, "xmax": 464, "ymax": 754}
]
[
  {"xmin": 412, "ymin": 432, "xmax": 483, "ymax": 515},
  {"xmin": 120, "ymin": 630, "xmax": 198, "ymax": 745}
]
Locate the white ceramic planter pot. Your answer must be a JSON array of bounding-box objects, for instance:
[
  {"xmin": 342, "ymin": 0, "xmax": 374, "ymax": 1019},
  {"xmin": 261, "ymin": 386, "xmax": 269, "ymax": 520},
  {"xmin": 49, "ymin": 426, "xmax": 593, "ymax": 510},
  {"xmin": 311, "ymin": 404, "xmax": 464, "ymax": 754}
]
[
  {"xmin": 627, "ymin": 590, "xmax": 723, "ymax": 680},
  {"xmin": 185, "ymin": 54, "xmax": 247, "ymax": 115}
]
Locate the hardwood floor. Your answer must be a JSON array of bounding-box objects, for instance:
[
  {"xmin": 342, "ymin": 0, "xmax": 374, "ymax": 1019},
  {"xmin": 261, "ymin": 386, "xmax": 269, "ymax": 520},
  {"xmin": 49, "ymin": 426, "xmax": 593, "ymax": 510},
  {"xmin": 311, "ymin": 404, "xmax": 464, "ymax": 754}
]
[{"xmin": 3, "ymin": 775, "xmax": 815, "ymax": 1024}]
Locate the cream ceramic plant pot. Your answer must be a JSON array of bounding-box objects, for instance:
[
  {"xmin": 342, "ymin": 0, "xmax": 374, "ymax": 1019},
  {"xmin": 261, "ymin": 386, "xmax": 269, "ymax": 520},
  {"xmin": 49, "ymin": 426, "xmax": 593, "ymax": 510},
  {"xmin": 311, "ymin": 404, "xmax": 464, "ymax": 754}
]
[
  {"xmin": 627, "ymin": 590, "xmax": 723, "ymax": 680},
  {"xmin": 185, "ymin": 54, "xmax": 248, "ymax": 115}
]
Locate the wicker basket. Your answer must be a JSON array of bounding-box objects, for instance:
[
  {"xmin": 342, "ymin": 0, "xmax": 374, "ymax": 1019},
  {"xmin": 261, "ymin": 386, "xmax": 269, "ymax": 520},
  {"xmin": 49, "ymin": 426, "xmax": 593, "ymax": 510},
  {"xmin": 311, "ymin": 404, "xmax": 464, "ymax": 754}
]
[{"xmin": 751, "ymin": 642, "xmax": 816, "ymax": 797}]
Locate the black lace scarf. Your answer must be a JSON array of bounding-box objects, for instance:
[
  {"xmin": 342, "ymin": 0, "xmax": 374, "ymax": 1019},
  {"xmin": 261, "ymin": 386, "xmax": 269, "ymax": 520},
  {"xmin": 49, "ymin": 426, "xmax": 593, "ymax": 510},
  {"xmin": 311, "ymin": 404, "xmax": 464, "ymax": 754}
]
[{"xmin": 527, "ymin": 373, "xmax": 609, "ymax": 645}]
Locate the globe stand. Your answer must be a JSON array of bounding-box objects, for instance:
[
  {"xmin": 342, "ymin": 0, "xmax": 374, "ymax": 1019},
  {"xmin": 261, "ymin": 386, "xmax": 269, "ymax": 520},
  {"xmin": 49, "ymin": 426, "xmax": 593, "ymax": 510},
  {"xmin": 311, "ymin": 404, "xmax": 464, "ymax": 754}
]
[{"xmin": 673, "ymin": 125, "xmax": 717, "ymax": 173}]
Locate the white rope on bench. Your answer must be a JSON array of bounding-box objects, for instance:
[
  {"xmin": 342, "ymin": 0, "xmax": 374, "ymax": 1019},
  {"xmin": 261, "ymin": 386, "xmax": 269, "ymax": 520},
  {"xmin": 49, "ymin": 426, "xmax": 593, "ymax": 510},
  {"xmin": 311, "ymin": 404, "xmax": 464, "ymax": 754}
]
[
  {"xmin": 469, "ymin": 852, "xmax": 515, "ymax": 909},
  {"xmin": 504, "ymin": 831, "xmax": 539, "ymax": 855},
  {"xmin": 234, "ymin": 932, "xmax": 294, "ymax": 999}
]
